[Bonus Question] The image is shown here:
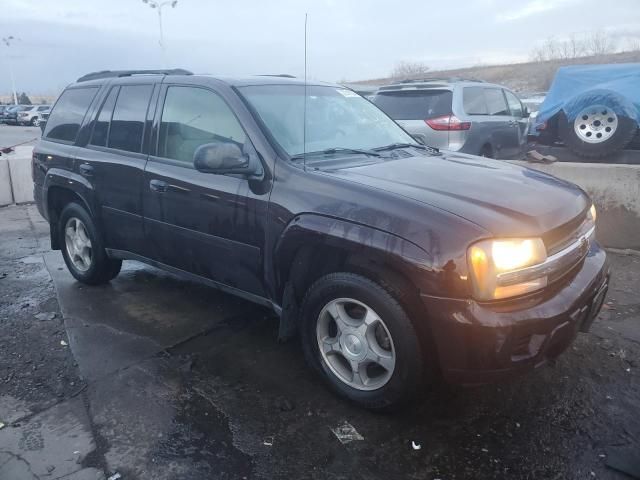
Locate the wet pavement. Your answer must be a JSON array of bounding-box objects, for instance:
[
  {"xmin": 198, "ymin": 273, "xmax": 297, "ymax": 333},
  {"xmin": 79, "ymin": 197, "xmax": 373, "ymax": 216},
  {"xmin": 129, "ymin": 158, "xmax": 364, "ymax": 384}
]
[{"xmin": 1, "ymin": 203, "xmax": 639, "ymax": 480}]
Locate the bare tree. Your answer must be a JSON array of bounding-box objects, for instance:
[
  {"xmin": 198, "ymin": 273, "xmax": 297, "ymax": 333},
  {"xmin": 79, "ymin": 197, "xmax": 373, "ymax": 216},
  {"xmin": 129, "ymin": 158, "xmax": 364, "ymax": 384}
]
[
  {"xmin": 391, "ymin": 61, "xmax": 430, "ymax": 81},
  {"xmin": 531, "ymin": 37, "xmax": 561, "ymax": 62},
  {"xmin": 585, "ymin": 30, "xmax": 616, "ymax": 56},
  {"xmin": 559, "ymin": 34, "xmax": 586, "ymax": 59},
  {"xmin": 626, "ymin": 37, "xmax": 640, "ymax": 52}
]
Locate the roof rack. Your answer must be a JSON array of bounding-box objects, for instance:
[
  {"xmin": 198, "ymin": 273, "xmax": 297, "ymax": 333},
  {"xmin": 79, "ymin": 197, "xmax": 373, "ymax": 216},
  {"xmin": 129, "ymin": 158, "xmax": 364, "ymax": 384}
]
[{"xmin": 77, "ymin": 69, "xmax": 193, "ymax": 82}]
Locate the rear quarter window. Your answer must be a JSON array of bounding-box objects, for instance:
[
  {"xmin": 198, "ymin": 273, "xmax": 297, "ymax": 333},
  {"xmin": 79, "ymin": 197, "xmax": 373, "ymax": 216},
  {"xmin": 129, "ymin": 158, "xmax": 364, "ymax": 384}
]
[
  {"xmin": 373, "ymin": 90, "xmax": 453, "ymax": 120},
  {"xmin": 44, "ymin": 87, "xmax": 99, "ymax": 143}
]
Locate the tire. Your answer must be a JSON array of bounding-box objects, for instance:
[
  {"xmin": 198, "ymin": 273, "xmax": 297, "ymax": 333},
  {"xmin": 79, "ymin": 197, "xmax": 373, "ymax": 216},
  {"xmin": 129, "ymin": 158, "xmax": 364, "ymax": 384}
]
[
  {"xmin": 559, "ymin": 108, "xmax": 638, "ymax": 159},
  {"xmin": 31, "ymin": 117, "xmax": 38, "ymax": 127},
  {"xmin": 58, "ymin": 202, "xmax": 122, "ymax": 285},
  {"xmin": 300, "ymin": 272, "xmax": 425, "ymax": 411},
  {"xmin": 479, "ymin": 144, "xmax": 494, "ymax": 158}
]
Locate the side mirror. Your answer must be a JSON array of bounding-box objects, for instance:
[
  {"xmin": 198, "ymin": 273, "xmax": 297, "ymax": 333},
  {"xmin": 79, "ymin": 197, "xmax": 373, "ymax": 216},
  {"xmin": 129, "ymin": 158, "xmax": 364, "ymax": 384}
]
[{"xmin": 193, "ymin": 142, "xmax": 261, "ymax": 177}]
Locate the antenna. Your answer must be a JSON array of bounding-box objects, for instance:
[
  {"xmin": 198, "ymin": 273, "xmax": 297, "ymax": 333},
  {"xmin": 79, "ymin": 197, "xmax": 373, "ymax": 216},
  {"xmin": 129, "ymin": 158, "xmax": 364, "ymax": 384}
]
[{"xmin": 303, "ymin": 13, "xmax": 308, "ymax": 172}]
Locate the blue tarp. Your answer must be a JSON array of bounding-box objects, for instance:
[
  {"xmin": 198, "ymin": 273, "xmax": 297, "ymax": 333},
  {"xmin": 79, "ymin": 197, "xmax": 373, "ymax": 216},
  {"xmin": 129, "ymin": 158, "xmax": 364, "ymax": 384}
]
[{"xmin": 534, "ymin": 63, "xmax": 640, "ymax": 130}]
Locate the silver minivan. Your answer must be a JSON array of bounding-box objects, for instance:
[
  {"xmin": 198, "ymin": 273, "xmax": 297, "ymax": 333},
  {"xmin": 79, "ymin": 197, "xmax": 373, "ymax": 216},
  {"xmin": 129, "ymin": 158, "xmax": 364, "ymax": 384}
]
[{"xmin": 372, "ymin": 79, "xmax": 529, "ymax": 159}]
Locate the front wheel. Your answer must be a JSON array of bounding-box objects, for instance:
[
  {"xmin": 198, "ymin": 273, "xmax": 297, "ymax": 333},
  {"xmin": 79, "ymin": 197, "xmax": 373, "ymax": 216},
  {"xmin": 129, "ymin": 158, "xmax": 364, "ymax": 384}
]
[
  {"xmin": 300, "ymin": 272, "xmax": 425, "ymax": 411},
  {"xmin": 59, "ymin": 202, "xmax": 122, "ymax": 285},
  {"xmin": 31, "ymin": 117, "xmax": 39, "ymax": 127}
]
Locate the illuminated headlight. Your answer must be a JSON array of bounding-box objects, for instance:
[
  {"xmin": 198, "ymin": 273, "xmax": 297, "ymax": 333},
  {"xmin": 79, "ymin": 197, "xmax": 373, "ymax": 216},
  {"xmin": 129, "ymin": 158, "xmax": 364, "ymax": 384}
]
[
  {"xmin": 588, "ymin": 204, "xmax": 597, "ymax": 224},
  {"xmin": 468, "ymin": 238, "xmax": 548, "ymax": 301}
]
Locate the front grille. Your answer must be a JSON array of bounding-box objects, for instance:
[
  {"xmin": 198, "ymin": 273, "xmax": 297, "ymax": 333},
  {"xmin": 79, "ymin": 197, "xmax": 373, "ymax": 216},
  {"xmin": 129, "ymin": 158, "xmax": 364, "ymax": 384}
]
[{"xmin": 544, "ymin": 211, "xmax": 592, "ymax": 256}]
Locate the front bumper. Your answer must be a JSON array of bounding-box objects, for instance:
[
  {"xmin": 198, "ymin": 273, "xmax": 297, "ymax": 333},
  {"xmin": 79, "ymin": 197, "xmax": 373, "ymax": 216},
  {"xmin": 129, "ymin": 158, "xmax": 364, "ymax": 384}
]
[{"xmin": 421, "ymin": 244, "xmax": 609, "ymax": 385}]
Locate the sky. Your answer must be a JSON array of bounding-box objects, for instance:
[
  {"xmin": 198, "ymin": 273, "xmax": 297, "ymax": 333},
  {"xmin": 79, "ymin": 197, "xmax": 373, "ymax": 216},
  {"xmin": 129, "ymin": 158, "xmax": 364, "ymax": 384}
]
[{"xmin": 1, "ymin": 0, "xmax": 639, "ymax": 95}]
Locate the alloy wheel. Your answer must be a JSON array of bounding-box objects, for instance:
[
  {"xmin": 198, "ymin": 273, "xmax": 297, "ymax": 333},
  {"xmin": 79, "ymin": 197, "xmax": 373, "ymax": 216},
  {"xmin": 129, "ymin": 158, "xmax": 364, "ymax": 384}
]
[
  {"xmin": 64, "ymin": 217, "xmax": 93, "ymax": 272},
  {"xmin": 316, "ymin": 297, "xmax": 396, "ymax": 391}
]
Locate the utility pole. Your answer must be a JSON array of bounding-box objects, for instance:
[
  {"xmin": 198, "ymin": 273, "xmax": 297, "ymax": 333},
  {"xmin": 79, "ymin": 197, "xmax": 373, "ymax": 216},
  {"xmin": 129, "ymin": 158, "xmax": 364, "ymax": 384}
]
[
  {"xmin": 2, "ymin": 36, "xmax": 18, "ymax": 105},
  {"xmin": 141, "ymin": 0, "xmax": 178, "ymax": 67}
]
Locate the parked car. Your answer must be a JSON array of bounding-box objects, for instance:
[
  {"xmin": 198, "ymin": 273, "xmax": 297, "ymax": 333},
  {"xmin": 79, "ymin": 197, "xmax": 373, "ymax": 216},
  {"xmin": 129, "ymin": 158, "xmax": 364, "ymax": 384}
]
[
  {"xmin": 534, "ymin": 64, "xmax": 640, "ymax": 158},
  {"xmin": 33, "ymin": 69, "xmax": 609, "ymax": 410},
  {"xmin": 2, "ymin": 105, "xmax": 27, "ymax": 125},
  {"xmin": 17, "ymin": 105, "xmax": 51, "ymax": 126},
  {"xmin": 0, "ymin": 105, "xmax": 10, "ymax": 123},
  {"xmin": 371, "ymin": 79, "xmax": 530, "ymax": 159}
]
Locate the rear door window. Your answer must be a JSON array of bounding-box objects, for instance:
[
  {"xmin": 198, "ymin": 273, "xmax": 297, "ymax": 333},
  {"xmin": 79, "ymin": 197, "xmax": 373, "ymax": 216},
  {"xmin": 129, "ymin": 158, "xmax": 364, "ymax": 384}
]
[
  {"xmin": 44, "ymin": 87, "xmax": 99, "ymax": 142},
  {"xmin": 108, "ymin": 85, "xmax": 154, "ymax": 153},
  {"xmin": 90, "ymin": 87, "xmax": 119, "ymax": 147},
  {"xmin": 373, "ymin": 90, "xmax": 452, "ymax": 120},
  {"xmin": 463, "ymin": 87, "xmax": 488, "ymax": 115},
  {"xmin": 484, "ymin": 88, "xmax": 510, "ymax": 116}
]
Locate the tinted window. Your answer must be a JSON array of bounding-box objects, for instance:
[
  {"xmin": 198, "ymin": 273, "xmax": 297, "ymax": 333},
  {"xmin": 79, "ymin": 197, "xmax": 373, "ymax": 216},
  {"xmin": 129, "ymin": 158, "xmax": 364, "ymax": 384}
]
[
  {"xmin": 463, "ymin": 87, "xmax": 488, "ymax": 115},
  {"xmin": 108, "ymin": 85, "xmax": 153, "ymax": 153},
  {"xmin": 484, "ymin": 88, "xmax": 509, "ymax": 116},
  {"xmin": 90, "ymin": 87, "xmax": 118, "ymax": 147},
  {"xmin": 504, "ymin": 90, "xmax": 523, "ymax": 118},
  {"xmin": 44, "ymin": 88, "xmax": 98, "ymax": 142},
  {"xmin": 37, "ymin": 106, "xmax": 49, "ymax": 112},
  {"xmin": 158, "ymin": 86, "xmax": 247, "ymax": 163},
  {"xmin": 373, "ymin": 90, "xmax": 453, "ymax": 120}
]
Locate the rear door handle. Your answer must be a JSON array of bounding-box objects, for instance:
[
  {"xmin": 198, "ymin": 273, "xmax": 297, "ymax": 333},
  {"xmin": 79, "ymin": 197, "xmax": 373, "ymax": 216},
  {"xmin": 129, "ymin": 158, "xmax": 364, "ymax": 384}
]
[
  {"xmin": 79, "ymin": 163, "xmax": 94, "ymax": 176},
  {"xmin": 149, "ymin": 179, "xmax": 169, "ymax": 193}
]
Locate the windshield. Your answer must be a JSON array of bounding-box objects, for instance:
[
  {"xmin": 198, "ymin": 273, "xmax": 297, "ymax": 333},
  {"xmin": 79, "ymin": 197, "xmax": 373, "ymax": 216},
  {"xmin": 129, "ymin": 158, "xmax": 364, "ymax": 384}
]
[{"xmin": 238, "ymin": 84, "xmax": 416, "ymax": 157}]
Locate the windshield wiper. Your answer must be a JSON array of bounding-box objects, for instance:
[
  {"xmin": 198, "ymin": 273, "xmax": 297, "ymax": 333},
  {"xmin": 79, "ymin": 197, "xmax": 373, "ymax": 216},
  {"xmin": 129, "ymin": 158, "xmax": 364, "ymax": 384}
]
[
  {"xmin": 291, "ymin": 147, "xmax": 381, "ymax": 160},
  {"xmin": 373, "ymin": 143, "xmax": 440, "ymax": 155}
]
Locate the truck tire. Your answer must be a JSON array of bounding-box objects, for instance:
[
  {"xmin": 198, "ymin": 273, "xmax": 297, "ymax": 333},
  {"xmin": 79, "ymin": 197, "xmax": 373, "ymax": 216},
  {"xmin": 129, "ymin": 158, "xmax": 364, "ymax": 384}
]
[
  {"xmin": 300, "ymin": 272, "xmax": 424, "ymax": 411},
  {"xmin": 58, "ymin": 202, "xmax": 122, "ymax": 285},
  {"xmin": 559, "ymin": 106, "xmax": 638, "ymax": 159}
]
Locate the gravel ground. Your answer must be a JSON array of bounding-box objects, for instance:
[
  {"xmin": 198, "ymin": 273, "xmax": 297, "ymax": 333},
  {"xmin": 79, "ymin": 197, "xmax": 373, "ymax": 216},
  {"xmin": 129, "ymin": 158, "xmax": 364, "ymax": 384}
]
[{"xmin": 1, "ymin": 204, "xmax": 639, "ymax": 480}]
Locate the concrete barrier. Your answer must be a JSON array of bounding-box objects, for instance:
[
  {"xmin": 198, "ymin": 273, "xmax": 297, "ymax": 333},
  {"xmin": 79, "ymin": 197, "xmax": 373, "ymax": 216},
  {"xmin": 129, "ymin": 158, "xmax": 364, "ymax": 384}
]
[
  {"xmin": 0, "ymin": 157, "xmax": 14, "ymax": 206},
  {"xmin": 512, "ymin": 161, "xmax": 640, "ymax": 250},
  {"xmin": 7, "ymin": 146, "xmax": 35, "ymax": 204}
]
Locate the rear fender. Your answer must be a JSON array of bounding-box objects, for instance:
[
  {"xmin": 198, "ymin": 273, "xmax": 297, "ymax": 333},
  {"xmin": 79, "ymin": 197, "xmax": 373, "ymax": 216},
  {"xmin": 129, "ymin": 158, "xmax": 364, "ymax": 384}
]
[{"xmin": 44, "ymin": 168, "xmax": 98, "ymax": 249}]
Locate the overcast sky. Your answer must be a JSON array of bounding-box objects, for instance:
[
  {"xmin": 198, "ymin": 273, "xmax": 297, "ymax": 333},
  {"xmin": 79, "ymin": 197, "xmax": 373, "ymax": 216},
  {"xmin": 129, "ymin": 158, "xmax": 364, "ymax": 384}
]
[{"xmin": 1, "ymin": 0, "xmax": 639, "ymax": 95}]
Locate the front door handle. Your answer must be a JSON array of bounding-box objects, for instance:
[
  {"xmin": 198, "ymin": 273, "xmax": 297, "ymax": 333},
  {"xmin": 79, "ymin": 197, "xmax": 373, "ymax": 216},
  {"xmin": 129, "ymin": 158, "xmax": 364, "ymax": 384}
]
[
  {"xmin": 79, "ymin": 163, "xmax": 94, "ymax": 176},
  {"xmin": 149, "ymin": 179, "xmax": 169, "ymax": 193}
]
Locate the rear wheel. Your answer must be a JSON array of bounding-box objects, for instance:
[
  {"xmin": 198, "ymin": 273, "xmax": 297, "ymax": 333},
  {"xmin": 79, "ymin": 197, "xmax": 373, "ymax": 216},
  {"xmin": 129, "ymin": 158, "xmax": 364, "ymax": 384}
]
[
  {"xmin": 560, "ymin": 106, "xmax": 638, "ymax": 158},
  {"xmin": 300, "ymin": 272, "xmax": 425, "ymax": 411},
  {"xmin": 59, "ymin": 202, "xmax": 121, "ymax": 285},
  {"xmin": 479, "ymin": 144, "xmax": 494, "ymax": 158}
]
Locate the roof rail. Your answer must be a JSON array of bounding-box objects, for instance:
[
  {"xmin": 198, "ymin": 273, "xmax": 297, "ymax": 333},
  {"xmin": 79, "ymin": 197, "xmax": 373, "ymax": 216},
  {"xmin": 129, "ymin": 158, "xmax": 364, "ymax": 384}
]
[
  {"xmin": 76, "ymin": 69, "xmax": 193, "ymax": 82},
  {"xmin": 391, "ymin": 77, "xmax": 486, "ymax": 85},
  {"xmin": 256, "ymin": 74, "xmax": 296, "ymax": 78}
]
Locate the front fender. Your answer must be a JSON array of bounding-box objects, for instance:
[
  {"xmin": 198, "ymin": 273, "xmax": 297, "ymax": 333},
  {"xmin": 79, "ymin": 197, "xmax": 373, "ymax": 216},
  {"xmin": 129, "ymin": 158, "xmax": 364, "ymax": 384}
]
[{"xmin": 273, "ymin": 213, "xmax": 437, "ymax": 302}]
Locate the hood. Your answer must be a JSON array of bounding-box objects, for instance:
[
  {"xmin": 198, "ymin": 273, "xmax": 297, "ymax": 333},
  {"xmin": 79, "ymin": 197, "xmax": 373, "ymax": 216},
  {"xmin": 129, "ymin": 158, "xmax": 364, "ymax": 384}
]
[{"xmin": 320, "ymin": 151, "xmax": 589, "ymax": 238}]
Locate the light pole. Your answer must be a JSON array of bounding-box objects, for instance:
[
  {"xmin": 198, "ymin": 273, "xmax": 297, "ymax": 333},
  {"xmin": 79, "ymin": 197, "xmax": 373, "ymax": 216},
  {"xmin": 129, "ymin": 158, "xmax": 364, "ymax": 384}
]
[
  {"xmin": 141, "ymin": 0, "xmax": 178, "ymax": 67},
  {"xmin": 2, "ymin": 36, "xmax": 18, "ymax": 105}
]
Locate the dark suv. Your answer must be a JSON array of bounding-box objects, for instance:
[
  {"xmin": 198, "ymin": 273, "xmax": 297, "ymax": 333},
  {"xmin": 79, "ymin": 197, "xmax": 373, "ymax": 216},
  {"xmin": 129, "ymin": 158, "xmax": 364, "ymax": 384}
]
[{"xmin": 33, "ymin": 69, "xmax": 609, "ymax": 410}]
